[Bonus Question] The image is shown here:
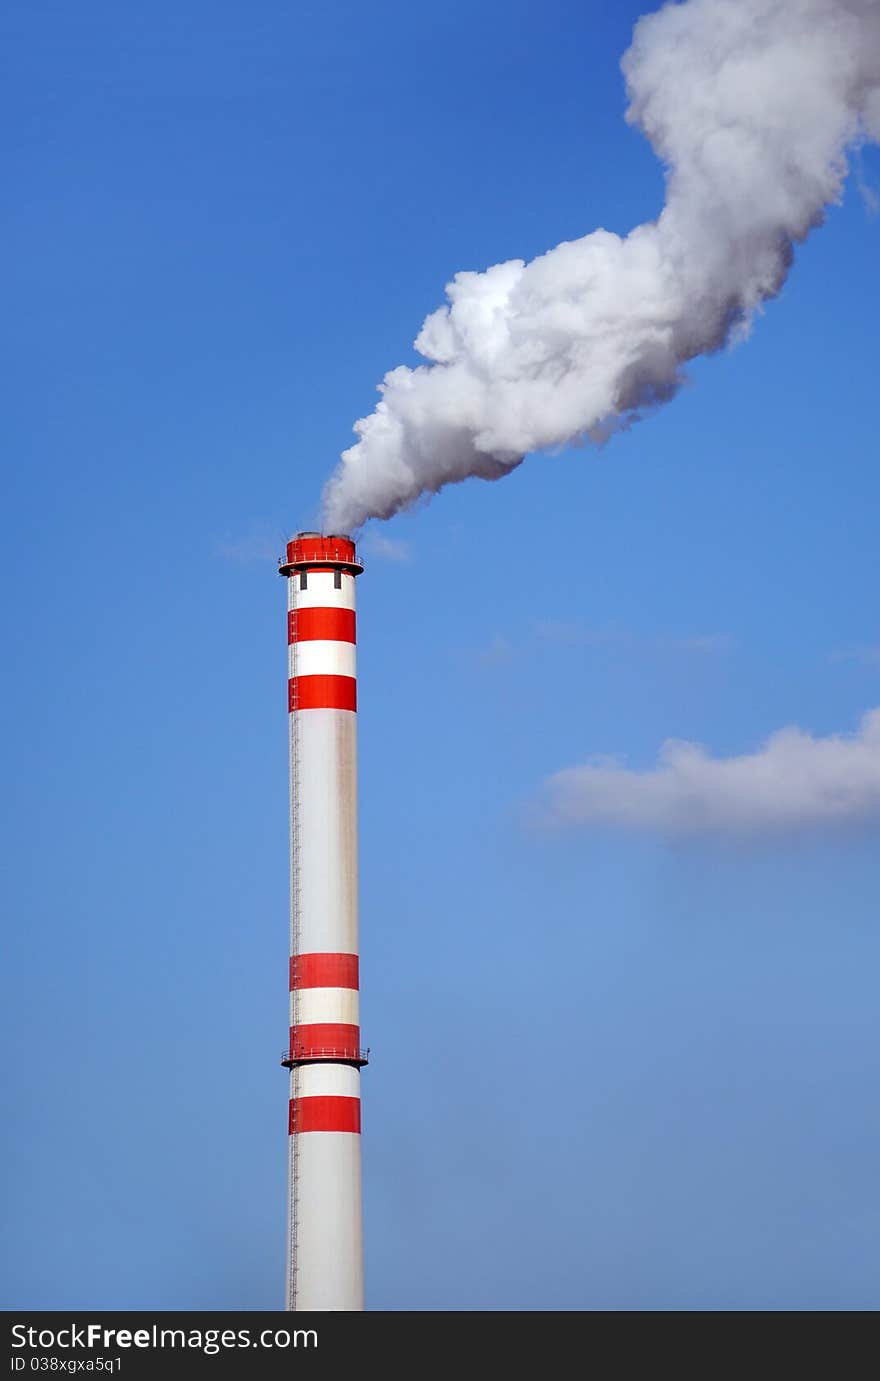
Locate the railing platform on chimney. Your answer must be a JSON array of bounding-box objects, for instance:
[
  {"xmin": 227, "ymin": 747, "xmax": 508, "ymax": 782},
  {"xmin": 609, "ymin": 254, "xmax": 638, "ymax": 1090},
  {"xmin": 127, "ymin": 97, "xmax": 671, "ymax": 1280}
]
[{"xmin": 281, "ymin": 1047, "xmax": 370, "ymax": 1069}]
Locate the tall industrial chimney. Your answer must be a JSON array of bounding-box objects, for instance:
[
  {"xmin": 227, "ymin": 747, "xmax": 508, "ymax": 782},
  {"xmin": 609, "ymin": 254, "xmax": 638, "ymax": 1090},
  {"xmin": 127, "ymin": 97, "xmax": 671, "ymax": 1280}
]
[{"xmin": 279, "ymin": 531, "xmax": 366, "ymax": 1312}]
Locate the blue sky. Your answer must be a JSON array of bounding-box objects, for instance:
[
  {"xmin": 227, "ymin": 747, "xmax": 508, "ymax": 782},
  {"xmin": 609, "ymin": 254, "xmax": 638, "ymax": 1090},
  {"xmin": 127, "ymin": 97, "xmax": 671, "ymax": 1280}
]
[{"xmin": 3, "ymin": 0, "xmax": 879, "ymax": 1310}]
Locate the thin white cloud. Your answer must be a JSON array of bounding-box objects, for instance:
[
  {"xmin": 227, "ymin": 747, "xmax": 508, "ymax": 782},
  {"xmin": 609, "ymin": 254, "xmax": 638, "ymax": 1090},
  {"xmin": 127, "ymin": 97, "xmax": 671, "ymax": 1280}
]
[
  {"xmin": 216, "ymin": 524, "xmax": 284, "ymax": 565},
  {"xmin": 673, "ymin": 634, "xmax": 734, "ymax": 655},
  {"xmin": 534, "ymin": 620, "xmax": 620, "ymax": 649},
  {"xmin": 855, "ymin": 150, "xmax": 880, "ymax": 217},
  {"xmin": 859, "ymin": 177, "xmax": 880, "ymax": 217},
  {"xmin": 541, "ymin": 708, "xmax": 880, "ymax": 836},
  {"xmin": 218, "ymin": 525, "xmax": 414, "ymax": 567},
  {"xmin": 475, "ymin": 634, "xmax": 515, "ymax": 668},
  {"xmin": 534, "ymin": 621, "xmax": 733, "ymax": 655},
  {"xmin": 831, "ymin": 645, "xmax": 880, "ymax": 668},
  {"xmin": 359, "ymin": 531, "xmax": 413, "ymax": 563}
]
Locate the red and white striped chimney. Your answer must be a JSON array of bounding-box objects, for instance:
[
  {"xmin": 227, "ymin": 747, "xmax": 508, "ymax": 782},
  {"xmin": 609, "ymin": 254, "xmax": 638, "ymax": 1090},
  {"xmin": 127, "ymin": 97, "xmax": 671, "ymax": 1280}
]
[{"xmin": 280, "ymin": 532, "xmax": 366, "ymax": 1312}]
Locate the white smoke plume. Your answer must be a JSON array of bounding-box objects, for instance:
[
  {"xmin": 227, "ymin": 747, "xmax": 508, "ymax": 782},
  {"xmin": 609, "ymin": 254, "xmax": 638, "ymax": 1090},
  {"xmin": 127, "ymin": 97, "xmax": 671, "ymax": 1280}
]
[
  {"xmin": 322, "ymin": 0, "xmax": 880, "ymax": 533},
  {"xmin": 541, "ymin": 708, "xmax": 880, "ymax": 836}
]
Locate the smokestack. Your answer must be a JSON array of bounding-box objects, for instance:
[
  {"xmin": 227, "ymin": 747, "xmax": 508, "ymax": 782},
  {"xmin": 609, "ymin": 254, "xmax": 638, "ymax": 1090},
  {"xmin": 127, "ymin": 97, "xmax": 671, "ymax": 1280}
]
[{"xmin": 279, "ymin": 531, "xmax": 366, "ymax": 1312}]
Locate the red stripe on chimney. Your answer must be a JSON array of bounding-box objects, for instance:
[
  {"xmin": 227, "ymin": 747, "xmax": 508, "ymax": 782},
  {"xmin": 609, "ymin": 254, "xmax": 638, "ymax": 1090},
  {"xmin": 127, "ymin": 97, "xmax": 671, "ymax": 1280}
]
[
  {"xmin": 288, "ymin": 675, "xmax": 357, "ymax": 712},
  {"xmin": 289, "ymin": 608, "xmax": 356, "ymax": 645},
  {"xmin": 289, "ymin": 1096, "xmax": 361, "ymax": 1134},
  {"xmin": 289, "ymin": 1023, "xmax": 361, "ymax": 1060},
  {"xmin": 290, "ymin": 954, "xmax": 359, "ymax": 990}
]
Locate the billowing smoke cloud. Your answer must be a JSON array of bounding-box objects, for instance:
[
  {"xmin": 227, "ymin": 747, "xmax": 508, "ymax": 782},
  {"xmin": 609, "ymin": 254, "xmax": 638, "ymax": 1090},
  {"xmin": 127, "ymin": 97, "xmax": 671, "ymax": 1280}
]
[
  {"xmin": 540, "ymin": 708, "xmax": 880, "ymax": 836},
  {"xmin": 322, "ymin": 0, "xmax": 880, "ymax": 533}
]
